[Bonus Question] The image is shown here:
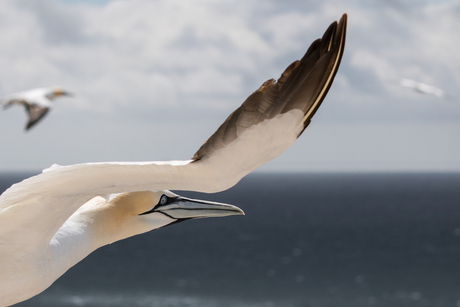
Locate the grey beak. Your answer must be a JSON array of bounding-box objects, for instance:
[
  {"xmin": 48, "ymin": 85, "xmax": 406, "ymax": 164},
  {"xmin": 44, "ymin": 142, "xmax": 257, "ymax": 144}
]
[
  {"xmin": 63, "ymin": 91, "xmax": 75, "ymax": 97},
  {"xmin": 154, "ymin": 196, "xmax": 244, "ymax": 219}
]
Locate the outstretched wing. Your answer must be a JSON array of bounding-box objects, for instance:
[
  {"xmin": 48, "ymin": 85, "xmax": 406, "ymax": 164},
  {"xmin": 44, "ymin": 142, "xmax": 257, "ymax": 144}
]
[
  {"xmin": 0, "ymin": 14, "xmax": 347, "ymax": 246},
  {"xmin": 192, "ymin": 14, "xmax": 346, "ymax": 163},
  {"xmin": 25, "ymin": 104, "xmax": 50, "ymax": 130},
  {"xmin": 2, "ymin": 98, "xmax": 26, "ymax": 109},
  {"xmin": 190, "ymin": 14, "xmax": 347, "ymax": 185},
  {"xmin": 2, "ymin": 96, "xmax": 50, "ymax": 130}
]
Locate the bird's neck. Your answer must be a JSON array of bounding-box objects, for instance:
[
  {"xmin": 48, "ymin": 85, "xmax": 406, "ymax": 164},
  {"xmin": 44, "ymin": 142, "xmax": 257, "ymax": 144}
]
[
  {"xmin": 48, "ymin": 220, "xmax": 97, "ymax": 277},
  {"xmin": 0, "ymin": 212, "xmax": 104, "ymax": 307},
  {"xmin": 47, "ymin": 195, "xmax": 158, "ymax": 280},
  {"xmin": 47, "ymin": 197, "xmax": 122, "ymax": 281}
]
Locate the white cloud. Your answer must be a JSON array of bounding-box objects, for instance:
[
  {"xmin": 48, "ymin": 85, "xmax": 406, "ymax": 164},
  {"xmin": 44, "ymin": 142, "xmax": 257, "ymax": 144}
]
[{"xmin": 1, "ymin": 0, "xmax": 460, "ymax": 171}]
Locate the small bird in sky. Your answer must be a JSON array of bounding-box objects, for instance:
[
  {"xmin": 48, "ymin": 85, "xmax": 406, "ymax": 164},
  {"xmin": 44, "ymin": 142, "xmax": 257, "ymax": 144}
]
[
  {"xmin": 398, "ymin": 78, "xmax": 454, "ymax": 101},
  {"xmin": 1, "ymin": 87, "xmax": 74, "ymax": 131}
]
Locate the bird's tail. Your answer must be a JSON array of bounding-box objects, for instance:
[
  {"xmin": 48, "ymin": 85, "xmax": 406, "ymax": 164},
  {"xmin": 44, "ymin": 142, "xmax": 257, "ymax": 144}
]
[
  {"xmin": 2, "ymin": 98, "xmax": 24, "ymax": 109},
  {"xmin": 1, "ymin": 100, "xmax": 9, "ymax": 109}
]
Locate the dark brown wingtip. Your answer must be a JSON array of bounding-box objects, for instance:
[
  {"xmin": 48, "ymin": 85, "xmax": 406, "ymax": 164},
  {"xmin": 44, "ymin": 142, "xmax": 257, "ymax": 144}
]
[
  {"xmin": 334, "ymin": 14, "xmax": 347, "ymax": 70},
  {"xmin": 191, "ymin": 14, "xmax": 348, "ymax": 162},
  {"xmin": 340, "ymin": 13, "xmax": 348, "ymax": 26},
  {"xmin": 298, "ymin": 13, "xmax": 347, "ymax": 136},
  {"xmin": 25, "ymin": 120, "xmax": 35, "ymax": 131}
]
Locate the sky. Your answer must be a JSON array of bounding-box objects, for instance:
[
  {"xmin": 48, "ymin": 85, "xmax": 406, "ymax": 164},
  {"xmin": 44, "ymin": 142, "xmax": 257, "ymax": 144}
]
[{"xmin": 0, "ymin": 0, "xmax": 460, "ymax": 172}]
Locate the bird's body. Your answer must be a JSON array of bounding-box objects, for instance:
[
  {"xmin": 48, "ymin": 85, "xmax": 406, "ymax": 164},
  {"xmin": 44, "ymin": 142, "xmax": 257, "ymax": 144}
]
[
  {"xmin": 0, "ymin": 14, "xmax": 347, "ymax": 306},
  {"xmin": 1, "ymin": 87, "xmax": 74, "ymax": 130}
]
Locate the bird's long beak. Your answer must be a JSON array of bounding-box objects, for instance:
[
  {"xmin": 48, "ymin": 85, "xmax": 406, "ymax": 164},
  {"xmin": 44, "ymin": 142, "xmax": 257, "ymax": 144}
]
[
  {"xmin": 62, "ymin": 91, "xmax": 75, "ymax": 97},
  {"xmin": 154, "ymin": 196, "xmax": 244, "ymax": 220}
]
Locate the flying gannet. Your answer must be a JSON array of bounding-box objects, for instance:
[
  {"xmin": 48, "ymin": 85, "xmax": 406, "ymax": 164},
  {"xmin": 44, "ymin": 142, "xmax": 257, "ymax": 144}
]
[
  {"xmin": 398, "ymin": 78, "xmax": 454, "ymax": 101},
  {"xmin": 1, "ymin": 87, "xmax": 74, "ymax": 131},
  {"xmin": 0, "ymin": 14, "xmax": 347, "ymax": 306}
]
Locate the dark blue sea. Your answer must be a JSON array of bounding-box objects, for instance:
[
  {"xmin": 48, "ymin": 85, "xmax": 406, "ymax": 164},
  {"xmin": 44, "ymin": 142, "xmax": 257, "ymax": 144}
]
[{"xmin": 2, "ymin": 172, "xmax": 460, "ymax": 307}]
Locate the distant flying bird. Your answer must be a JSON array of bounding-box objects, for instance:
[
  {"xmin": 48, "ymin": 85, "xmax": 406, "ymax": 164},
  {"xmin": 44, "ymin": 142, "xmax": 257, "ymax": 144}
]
[
  {"xmin": 398, "ymin": 78, "xmax": 454, "ymax": 101},
  {"xmin": 1, "ymin": 87, "xmax": 74, "ymax": 131},
  {"xmin": 0, "ymin": 14, "xmax": 347, "ymax": 306}
]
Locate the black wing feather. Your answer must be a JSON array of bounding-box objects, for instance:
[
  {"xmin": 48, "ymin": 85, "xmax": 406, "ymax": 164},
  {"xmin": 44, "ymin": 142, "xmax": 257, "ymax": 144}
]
[
  {"xmin": 192, "ymin": 14, "xmax": 347, "ymax": 162},
  {"xmin": 25, "ymin": 105, "xmax": 49, "ymax": 131}
]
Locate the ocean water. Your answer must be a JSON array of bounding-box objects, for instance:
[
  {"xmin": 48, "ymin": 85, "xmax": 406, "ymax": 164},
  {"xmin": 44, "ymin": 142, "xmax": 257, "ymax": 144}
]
[{"xmin": 2, "ymin": 172, "xmax": 460, "ymax": 307}]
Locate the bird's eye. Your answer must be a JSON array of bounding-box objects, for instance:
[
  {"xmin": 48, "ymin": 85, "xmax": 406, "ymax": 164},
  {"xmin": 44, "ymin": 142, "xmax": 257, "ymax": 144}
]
[{"xmin": 159, "ymin": 195, "xmax": 168, "ymax": 206}]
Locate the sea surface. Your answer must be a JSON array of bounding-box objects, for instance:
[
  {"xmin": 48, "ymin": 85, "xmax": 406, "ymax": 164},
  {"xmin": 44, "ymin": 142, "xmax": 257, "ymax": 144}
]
[{"xmin": 2, "ymin": 172, "xmax": 460, "ymax": 307}]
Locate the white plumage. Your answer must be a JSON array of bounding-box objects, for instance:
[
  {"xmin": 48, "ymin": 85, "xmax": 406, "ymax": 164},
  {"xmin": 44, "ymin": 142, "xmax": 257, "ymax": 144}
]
[{"xmin": 0, "ymin": 14, "xmax": 347, "ymax": 306}]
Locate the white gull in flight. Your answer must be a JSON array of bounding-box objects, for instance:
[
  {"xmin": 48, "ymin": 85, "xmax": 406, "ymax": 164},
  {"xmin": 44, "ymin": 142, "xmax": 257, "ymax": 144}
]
[
  {"xmin": 1, "ymin": 87, "xmax": 74, "ymax": 131},
  {"xmin": 0, "ymin": 14, "xmax": 347, "ymax": 306},
  {"xmin": 398, "ymin": 78, "xmax": 454, "ymax": 101}
]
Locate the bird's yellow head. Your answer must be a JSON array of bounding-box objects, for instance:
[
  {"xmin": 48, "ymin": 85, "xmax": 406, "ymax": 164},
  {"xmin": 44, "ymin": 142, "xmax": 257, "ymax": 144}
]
[{"xmin": 52, "ymin": 88, "xmax": 74, "ymax": 98}]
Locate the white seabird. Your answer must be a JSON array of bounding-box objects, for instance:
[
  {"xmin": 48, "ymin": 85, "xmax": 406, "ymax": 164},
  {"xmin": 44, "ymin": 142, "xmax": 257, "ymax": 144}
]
[
  {"xmin": 1, "ymin": 87, "xmax": 74, "ymax": 131},
  {"xmin": 398, "ymin": 78, "xmax": 454, "ymax": 101},
  {"xmin": 0, "ymin": 14, "xmax": 347, "ymax": 306}
]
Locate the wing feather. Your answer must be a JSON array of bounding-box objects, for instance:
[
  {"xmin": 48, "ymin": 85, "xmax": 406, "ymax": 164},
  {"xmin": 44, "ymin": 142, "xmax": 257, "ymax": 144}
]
[
  {"xmin": 2, "ymin": 98, "xmax": 27, "ymax": 109},
  {"xmin": 193, "ymin": 14, "xmax": 347, "ymax": 162},
  {"xmin": 25, "ymin": 105, "xmax": 49, "ymax": 130}
]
